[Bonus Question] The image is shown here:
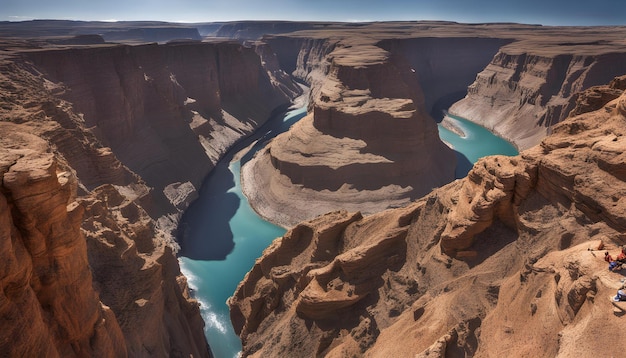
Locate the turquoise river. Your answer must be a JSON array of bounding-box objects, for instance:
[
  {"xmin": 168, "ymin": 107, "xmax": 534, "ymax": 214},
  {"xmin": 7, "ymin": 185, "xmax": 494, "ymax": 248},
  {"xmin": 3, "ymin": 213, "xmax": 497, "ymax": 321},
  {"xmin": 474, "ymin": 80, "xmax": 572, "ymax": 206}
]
[{"xmin": 178, "ymin": 106, "xmax": 518, "ymax": 358}]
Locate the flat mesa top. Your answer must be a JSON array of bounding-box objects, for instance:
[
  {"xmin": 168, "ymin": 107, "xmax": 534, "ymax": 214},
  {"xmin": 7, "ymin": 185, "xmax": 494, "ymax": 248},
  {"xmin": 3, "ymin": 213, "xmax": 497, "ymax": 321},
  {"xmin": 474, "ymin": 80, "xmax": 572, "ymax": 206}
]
[{"xmin": 0, "ymin": 20, "xmax": 625, "ymax": 57}]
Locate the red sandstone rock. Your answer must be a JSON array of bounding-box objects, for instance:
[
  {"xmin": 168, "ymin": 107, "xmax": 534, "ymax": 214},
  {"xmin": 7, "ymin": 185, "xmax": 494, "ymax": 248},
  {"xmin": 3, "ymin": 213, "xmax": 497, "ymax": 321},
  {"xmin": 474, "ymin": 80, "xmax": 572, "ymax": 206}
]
[{"xmin": 0, "ymin": 123, "xmax": 127, "ymax": 357}]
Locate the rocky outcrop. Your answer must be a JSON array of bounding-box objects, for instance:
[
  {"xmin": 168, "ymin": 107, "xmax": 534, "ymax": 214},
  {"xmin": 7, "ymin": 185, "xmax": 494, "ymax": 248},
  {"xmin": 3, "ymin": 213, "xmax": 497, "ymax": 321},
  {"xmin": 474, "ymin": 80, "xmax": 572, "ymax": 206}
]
[
  {"xmin": 0, "ymin": 53, "xmax": 212, "ymax": 354},
  {"xmin": 450, "ymin": 45, "xmax": 626, "ymax": 150},
  {"xmin": 243, "ymin": 35, "xmax": 458, "ymax": 227},
  {"xmin": 81, "ymin": 184, "xmax": 208, "ymax": 357},
  {"xmin": 568, "ymin": 74, "xmax": 626, "ymax": 117},
  {"xmin": 230, "ymin": 79, "xmax": 626, "ymax": 357},
  {"xmin": 0, "ymin": 122, "xmax": 127, "ymax": 357}
]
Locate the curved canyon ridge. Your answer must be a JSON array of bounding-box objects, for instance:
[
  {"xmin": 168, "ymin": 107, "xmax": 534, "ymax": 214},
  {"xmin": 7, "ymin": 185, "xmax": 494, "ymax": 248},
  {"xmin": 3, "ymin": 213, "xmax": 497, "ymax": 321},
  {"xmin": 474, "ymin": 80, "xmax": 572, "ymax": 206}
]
[
  {"xmin": 1, "ymin": 20, "xmax": 626, "ymax": 357},
  {"xmin": 230, "ymin": 76, "xmax": 626, "ymax": 357},
  {"xmin": 243, "ymin": 22, "xmax": 626, "ymax": 226}
]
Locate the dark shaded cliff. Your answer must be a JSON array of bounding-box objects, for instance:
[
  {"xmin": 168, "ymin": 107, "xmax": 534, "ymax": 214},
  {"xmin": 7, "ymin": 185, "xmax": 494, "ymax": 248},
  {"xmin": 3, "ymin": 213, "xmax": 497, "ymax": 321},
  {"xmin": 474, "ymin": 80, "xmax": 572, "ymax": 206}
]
[
  {"xmin": 23, "ymin": 41, "xmax": 301, "ymax": 221},
  {"xmin": 378, "ymin": 37, "xmax": 513, "ymax": 116}
]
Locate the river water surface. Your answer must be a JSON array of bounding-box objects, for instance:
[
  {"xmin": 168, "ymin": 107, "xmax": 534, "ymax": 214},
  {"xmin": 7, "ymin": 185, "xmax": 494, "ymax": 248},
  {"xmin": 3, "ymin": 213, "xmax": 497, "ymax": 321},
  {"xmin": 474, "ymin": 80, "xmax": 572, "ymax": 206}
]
[{"xmin": 178, "ymin": 108, "xmax": 518, "ymax": 358}]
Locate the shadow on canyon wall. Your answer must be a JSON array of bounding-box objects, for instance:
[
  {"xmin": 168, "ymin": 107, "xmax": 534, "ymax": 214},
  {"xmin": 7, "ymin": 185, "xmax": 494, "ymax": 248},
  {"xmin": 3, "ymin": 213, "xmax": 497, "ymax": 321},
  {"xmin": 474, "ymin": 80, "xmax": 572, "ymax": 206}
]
[
  {"xmin": 453, "ymin": 151, "xmax": 474, "ymax": 179},
  {"xmin": 178, "ymin": 104, "xmax": 306, "ymax": 261},
  {"xmin": 431, "ymin": 91, "xmax": 475, "ymax": 178},
  {"xmin": 177, "ymin": 158, "xmax": 240, "ymax": 261},
  {"xmin": 430, "ymin": 91, "xmax": 467, "ymax": 122}
]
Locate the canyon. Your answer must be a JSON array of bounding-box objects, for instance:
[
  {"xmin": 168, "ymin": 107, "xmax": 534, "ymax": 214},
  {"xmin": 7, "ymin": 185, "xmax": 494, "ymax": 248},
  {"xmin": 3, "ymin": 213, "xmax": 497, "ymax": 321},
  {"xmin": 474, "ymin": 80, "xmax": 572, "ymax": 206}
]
[
  {"xmin": 0, "ymin": 24, "xmax": 300, "ymax": 356},
  {"xmin": 230, "ymin": 75, "xmax": 626, "ymax": 357},
  {"xmin": 1, "ymin": 20, "xmax": 626, "ymax": 357}
]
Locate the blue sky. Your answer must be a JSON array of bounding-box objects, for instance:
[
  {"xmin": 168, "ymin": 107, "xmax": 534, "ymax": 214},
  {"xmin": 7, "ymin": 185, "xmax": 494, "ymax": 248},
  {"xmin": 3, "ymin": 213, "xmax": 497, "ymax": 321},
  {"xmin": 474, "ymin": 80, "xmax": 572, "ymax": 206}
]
[{"xmin": 1, "ymin": 0, "xmax": 624, "ymax": 25}]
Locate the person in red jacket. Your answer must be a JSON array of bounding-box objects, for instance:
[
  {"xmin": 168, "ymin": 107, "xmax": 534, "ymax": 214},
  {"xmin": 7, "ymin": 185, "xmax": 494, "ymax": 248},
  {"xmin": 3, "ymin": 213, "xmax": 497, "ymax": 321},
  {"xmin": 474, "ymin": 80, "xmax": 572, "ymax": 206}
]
[{"xmin": 606, "ymin": 251, "xmax": 621, "ymax": 271}]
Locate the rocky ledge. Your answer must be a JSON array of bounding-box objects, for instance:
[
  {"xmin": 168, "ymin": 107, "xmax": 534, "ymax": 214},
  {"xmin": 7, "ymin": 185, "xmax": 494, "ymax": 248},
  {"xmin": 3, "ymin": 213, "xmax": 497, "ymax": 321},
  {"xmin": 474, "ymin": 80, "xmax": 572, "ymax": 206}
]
[
  {"xmin": 0, "ymin": 115, "xmax": 212, "ymax": 357},
  {"xmin": 229, "ymin": 78, "xmax": 626, "ymax": 357}
]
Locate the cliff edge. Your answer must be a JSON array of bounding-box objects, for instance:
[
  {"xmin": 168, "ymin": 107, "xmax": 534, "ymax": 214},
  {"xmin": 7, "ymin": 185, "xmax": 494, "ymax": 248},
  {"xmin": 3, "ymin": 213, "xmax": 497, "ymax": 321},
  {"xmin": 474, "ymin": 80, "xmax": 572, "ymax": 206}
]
[
  {"xmin": 449, "ymin": 34, "xmax": 626, "ymax": 150},
  {"xmin": 0, "ymin": 123, "xmax": 127, "ymax": 357},
  {"xmin": 229, "ymin": 78, "xmax": 626, "ymax": 357},
  {"xmin": 0, "ymin": 35, "xmax": 301, "ymax": 356}
]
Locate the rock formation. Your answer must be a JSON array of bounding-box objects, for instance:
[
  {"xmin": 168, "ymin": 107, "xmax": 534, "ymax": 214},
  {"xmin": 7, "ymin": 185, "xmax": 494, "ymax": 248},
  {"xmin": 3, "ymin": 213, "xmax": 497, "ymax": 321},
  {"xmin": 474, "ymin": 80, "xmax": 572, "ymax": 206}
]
[
  {"xmin": 0, "ymin": 123, "xmax": 127, "ymax": 357},
  {"xmin": 245, "ymin": 34, "xmax": 492, "ymax": 227},
  {"xmin": 23, "ymin": 40, "xmax": 300, "ymax": 221},
  {"xmin": 3, "ymin": 20, "xmax": 626, "ymax": 358},
  {"xmin": 243, "ymin": 23, "xmax": 626, "ymax": 228},
  {"xmin": 0, "ymin": 28, "xmax": 300, "ymax": 357},
  {"xmin": 449, "ymin": 35, "xmax": 626, "ymax": 150},
  {"xmin": 229, "ymin": 78, "xmax": 626, "ymax": 357}
]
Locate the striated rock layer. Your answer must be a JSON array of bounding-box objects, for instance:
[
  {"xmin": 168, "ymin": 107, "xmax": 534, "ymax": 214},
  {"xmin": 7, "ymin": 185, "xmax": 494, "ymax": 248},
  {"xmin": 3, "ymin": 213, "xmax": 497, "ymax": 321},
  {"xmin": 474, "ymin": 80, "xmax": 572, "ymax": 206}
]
[
  {"xmin": 0, "ymin": 36, "xmax": 300, "ymax": 357},
  {"xmin": 0, "ymin": 123, "xmax": 127, "ymax": 357},
  {"xmin": 244, "ymin": 22, "xmax": 626, "ymax": 227},
  {"xmin": 450, "ymin": 38, "xmax": 626, "ymax": 150},
  {"xmin": 23, "ymin": 40, "xmax": 301, "ymax": 221},
  {"xmin": 244, "ymin": 35, "xmax": 462, "ymax": 228},
  {"xmin": 230, "ymin": 79, "xmax": 626, "ymax": 357}
]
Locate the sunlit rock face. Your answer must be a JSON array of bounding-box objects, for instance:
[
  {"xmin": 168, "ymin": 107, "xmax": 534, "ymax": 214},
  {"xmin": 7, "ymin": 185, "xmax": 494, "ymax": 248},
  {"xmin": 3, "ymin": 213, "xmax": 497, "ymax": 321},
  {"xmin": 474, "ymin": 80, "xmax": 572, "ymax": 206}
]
[
  {"xmin": 0, "ymin": 123, "xmax": 127, "ymax": 357},
  {"xmin": 450, "ymin": 48, "xmax": 626, "ymax": 150},
  {"xmin": 243, "ymin": 36, "xmax": 477, "ymax": 227},
  {"xmin": 244, "ymin": 23, "xmax": 626, "ymax": 228},
  {"xmin": 230, "ymin": 77, "xmax": 626, "ymax": 358}
]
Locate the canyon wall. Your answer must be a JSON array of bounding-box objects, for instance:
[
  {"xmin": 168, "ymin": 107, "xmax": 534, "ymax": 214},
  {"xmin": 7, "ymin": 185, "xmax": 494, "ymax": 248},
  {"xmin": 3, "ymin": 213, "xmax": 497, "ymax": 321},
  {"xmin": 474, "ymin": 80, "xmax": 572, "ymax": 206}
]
[
  {"xmin": 0, "ymin": 36, "xmax": 301, "ymax": 357},
  {"xmin": 230, "ymin": 77, "xmax": 626, "ymax": 357},
  {"xmin": 23, "ymin": 41, "xmax": 300, "ymax": 222},
  {"xmin": 0, "ymin": 123, "xmax": 127, "ymax": 357},
  {"xmin": 242, "ymin": 34, "xmax": 514, "ymax": 228},
  {"xmin": 0, "ymin": 55, "xmax": 213, "ymax": 356},
  {"xmin": 450, "ymin": 45, "xmax": 626, "ymax": 150},
  {"xmin": 3, "ymin": 21, "xmax": 626, "ymax": 357}
]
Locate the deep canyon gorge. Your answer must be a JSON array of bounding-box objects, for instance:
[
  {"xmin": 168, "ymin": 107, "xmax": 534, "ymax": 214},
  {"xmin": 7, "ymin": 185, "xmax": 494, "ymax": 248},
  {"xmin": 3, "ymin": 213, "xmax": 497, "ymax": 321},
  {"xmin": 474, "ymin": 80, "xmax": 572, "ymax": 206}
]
[{"xmin": 2, "ymin": 20, "xmax": 626, "ymax": 357}]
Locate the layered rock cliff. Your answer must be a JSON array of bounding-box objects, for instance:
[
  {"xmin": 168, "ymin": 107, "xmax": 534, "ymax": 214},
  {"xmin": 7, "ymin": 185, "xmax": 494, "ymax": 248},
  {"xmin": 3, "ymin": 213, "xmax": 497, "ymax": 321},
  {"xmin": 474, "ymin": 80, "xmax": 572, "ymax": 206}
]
[
  {"xmin": 230, "ymin": 78, "xmax": 626, "ymax": 357},
  {"xmin": 0, "ymin": 53, "xmax": 213, "ymax": 356},
  {"xmin": 450, "ymin": 40, "xmax": 626, "ymax": 150},
  {"xmin": 0, "ymin": 123, "xmax": 127, "ymax": 357},
  {"xmin": 23, "ymin": 40, "xmax": 300, "ymax": 223},
  {"xmin": 243, "ymin": 25, "xmax": 626, "ymax": 230},
  {"xmin": 243, "ymin": 34, "xmax": 475, "ymax": 227},
  {"xmin": 0, "ymin": 35, "xmax": 301, "ymax": 357}
]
